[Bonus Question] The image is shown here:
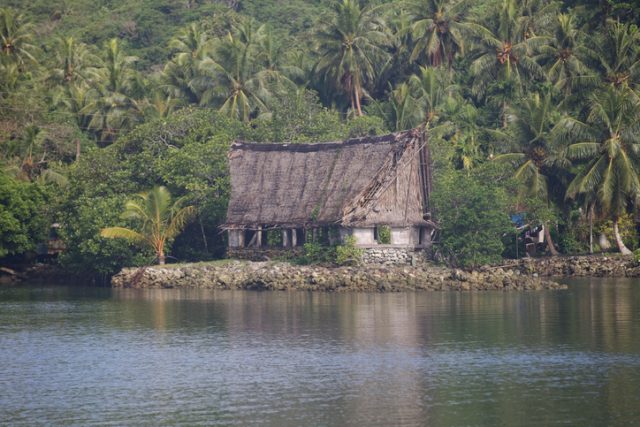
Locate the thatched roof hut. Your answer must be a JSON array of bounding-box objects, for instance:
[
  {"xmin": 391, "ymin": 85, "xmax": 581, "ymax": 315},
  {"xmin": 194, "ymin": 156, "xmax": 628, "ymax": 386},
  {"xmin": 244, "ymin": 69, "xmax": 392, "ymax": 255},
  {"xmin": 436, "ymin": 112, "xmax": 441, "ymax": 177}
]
[
  {"xmin": 223, "ymin": 128, "xmax": 434, "ymax": 249},
  {"xmin": 224, "ymin": 128, "xmax": 433, "ymax": 228}
]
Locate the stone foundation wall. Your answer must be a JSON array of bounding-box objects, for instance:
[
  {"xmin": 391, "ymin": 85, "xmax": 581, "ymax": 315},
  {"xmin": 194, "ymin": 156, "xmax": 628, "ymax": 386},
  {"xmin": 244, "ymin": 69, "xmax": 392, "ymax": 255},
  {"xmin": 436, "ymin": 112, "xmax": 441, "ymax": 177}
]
[
  {"xmin": 228, "ymin": 246, "xmax": 429, "ymax": 265},
  {"xmin": 361, "ymin": 246, "xmax": 428, "ymax": 265},
  {"xmin": 227, "ymin": 247, "xmax": 303, "ymax": 262}
]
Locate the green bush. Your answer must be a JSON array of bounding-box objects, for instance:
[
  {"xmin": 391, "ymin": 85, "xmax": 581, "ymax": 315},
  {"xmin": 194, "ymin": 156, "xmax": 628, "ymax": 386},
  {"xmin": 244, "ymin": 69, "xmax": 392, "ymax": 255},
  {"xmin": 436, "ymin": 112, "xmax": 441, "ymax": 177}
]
[
  {"xmin": 377, "ymin": 225, "xmax": 391, "ymax": 244},
  {"xmin": 432, "ymin": 167, "xmax": 513, "ymax": 268},
  {"xmin": 335, "ymin": 235, "xmax": 364, "ymax": 266},
  {"xmin": 0, "ymin": 172, "xmax": 50, "ymax": 258},
  {"xmin": 296, "ymin": 241, "xmax": 335, "ymax": 265}
]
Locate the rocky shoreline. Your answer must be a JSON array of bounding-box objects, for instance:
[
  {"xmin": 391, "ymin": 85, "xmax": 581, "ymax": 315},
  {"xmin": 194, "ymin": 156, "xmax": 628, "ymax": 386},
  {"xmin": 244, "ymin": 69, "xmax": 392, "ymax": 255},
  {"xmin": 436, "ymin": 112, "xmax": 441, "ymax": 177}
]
[
  {"xmin": 111, "ymin": 261, "xmax": 566, "ymax": 292},
  {"xmin": 8, "ymin": 254, "xmax": 636, "ymax": 291},
  {"xmin": 505, "ymin": 254, "xmax": 640, "ymax": 277}
]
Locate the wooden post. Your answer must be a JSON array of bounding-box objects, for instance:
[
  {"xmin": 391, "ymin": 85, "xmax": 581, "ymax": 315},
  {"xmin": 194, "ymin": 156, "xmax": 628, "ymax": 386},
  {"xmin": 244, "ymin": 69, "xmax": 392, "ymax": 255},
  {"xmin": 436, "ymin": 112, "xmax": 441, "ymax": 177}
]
[
  {"xmin": 291, "ymin": 229, "xmax": 297, "ymax": 247},
  {"xmin": 256, "ymin": 225, "xmax": 262, "ymax": 248},
  {"xmin": 239, "ymin": 230, "xmax": 245, "ymax": 248},
  {"xmin": 282, "ymin": 230, "xmax": 289, "ymax": 248}
]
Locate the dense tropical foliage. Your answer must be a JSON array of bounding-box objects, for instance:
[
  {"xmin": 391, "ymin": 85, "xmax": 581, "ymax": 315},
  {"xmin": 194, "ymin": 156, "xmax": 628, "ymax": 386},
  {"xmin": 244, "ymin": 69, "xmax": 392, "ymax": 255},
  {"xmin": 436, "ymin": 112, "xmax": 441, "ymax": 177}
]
[{"xmin": 2, "ymin": 0, "xmax": 640, "ymax": 276}]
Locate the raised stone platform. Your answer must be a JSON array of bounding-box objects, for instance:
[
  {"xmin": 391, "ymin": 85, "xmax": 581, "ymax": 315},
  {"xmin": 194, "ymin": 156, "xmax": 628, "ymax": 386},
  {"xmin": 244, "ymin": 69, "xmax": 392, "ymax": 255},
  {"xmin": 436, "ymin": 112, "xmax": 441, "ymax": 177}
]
[
  {"xmin": 227, "ymin": 246, "xmax": 429, "ymax": 265},
  {"xmin": 111, "ymin": 261, "xmax": 566, "ymax": 292}
]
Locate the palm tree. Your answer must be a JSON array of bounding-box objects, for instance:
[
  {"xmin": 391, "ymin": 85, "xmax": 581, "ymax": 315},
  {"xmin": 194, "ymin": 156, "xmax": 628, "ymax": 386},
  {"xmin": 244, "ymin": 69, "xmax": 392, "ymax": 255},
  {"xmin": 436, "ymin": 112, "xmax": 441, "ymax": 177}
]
[
  {"xmin": 314, "ymin": 0, "xmax": 390, "ymax": 116},
  {"xmin": 447, "ymin": 101, "xmax": 484, "ymax": 171},
  {"xmin": 516, "ymin": 0, "xmax": 559, "ymax": 39},
  {"xmin": 101, "ymin": 186, "xmax": 196, "ymax": 265},
  {"xmin": 405, "ymin": 0, "xmax": 472, "ymax": 68},
  {"xmin": 254, "ymin": 30, "xmax": 304, "ymax": 87},
  {"xmin": 0, "ymin": 8, "xmax": 36, "ymax": 69},
  {"xmin": 468, "ymin": 0, "xmax": 548, "ymax": 124},
  {"xmin": 84, "ymin": 39, "xmax": 140, "ymax": 145},
  {"xmin": 535, "ymin": 14, "xmax": 595, "ymax": 97},
  {"xmin": 408, "ymin": 66, "xmax": 454, "ymax": 128},
  {"xmin": 162, "ymin": 54, "xmax": 201, "ymax": 104},
  {"xmin": 162, "ymin": 23, "xmax": 212, "ymax": 104},
  {"xmin": 0, "ymin": 61, "xmax": 19, "ymax": 92},
  {"xmin": 493, "ymin": 92, "xmax": 569, "ymax": 255},
  {"xmin": 96, "ymin": 38, "xmax": 138, "ymax": 94},
  {"xmin": 564, "ymin": 86, "xmax": 640, "ymax": 254},
  {"xmin": 196, "ymin": 21, "xmax": 281, "ymax": 121},
  {"xmin": 590, "ymin": 21, "xmax": 640, "ymax": 89},
  {"xmin": 48, "ymin": 37, "xmax": 99, "ymax": 86},
  {"xmin": 372, "ymin": 82, "xmax": 422, "ymax": 131}
]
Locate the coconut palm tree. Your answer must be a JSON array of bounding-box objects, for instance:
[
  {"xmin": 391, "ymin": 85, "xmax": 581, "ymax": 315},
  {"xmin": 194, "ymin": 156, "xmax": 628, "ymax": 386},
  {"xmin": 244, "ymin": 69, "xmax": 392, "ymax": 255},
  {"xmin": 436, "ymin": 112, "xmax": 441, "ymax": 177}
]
[
  {"xmin": 0, "ymin": 8, "xmax": 36, "ymax": 69},
  {"xmin": 564, "ymin": 86, "xmax": 640, "ymax": 254},
  {"xmin": 447, "ymin": 101, "xmax": 484, "ymax": 171},
  {"xmin": 101, "ymin": 186, "xmax": 196, "ymax": 265},
  {"xmin": 314, "ymin": 0, "xmax": 390, "ymax": 116},
  {"xmin": 535, "ymin": 14, "xmax": 596, "ymax": 97},
  {"xmin": 48, "ymin": 37, "xmax": 99, "ymax": 86},
  {"xmin": 590, "ymin": 21, "xmax": 640, "ymax": 89},
  {"xmin": 162, "ymin": 23, "xmax": 212, "ymax": 104},
  {"xmin": 493, "ymin": 92, "xmax": 569, "ymax": 255},
  {"xmin": 408, "ymin": 66, "xmax": 454, "ymax": 128},
  {"xmin": 162, "ymin": 54, "xmax": 201, "ymax": 104},
  {"xmin": 371, "ymin": 81, "xmax": 422, "ymax": 131},
  {"xmin": 0, "ymin": 61, "xmax": 19, "ymax": 92},
  {"xmin": 516, "ymin": 0, "xmax": 559, "ymax": 39},
  {"xmin": 405, "ymin": 0, "xmax": 472, "ymax": 68},
  {"xmin": 84, "ymin": 39, "xmax": 140, "ymax": 145},
  {"xmin": 196, "ymin": 20, "xmax": 283, "ymax": 121},
  {"xmin": 254, "ymin": 30, "xmax": 304, "ymax": 87},
  {"xmin": 95, "ymin": 38, "xmax": 138, "ymax": 94},
  {"xmin": 468, "ymin": 0, "xmax": 548, "ymax": 124}
]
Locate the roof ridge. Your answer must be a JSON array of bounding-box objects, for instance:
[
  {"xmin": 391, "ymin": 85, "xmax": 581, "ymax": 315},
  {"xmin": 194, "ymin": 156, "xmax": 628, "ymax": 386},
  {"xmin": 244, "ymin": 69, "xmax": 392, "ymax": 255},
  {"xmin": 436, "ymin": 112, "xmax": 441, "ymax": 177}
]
[{"xmin": 231, "ymin": 129, "xmax": 418, "ymax": 152}]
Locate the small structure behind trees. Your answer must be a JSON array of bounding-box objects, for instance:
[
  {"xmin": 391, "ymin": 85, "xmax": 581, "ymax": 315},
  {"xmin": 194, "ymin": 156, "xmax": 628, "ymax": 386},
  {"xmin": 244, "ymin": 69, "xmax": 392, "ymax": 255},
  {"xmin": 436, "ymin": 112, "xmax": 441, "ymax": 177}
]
[{"xmin": 222, "ymin": 129, "xmax": 436, "ymax": 264}]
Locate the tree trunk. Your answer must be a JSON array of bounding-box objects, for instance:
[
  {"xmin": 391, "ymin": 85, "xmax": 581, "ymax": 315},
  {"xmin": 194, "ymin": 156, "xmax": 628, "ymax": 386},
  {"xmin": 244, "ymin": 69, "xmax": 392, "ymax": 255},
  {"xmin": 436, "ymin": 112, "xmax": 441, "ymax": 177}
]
[
  {"xmin": 75, "ymin": 139, "xmax": 81, "ymax": 161},
  {"xmin": 158, "ymin": 247, "xmax": 166, "ymax": 265},
  {"xmin": 199, "ymin": 217, "xmax": 208, "ymax": 253},
  {"xmin": 543, "ymin": 223, "xmax": 559, "ymax": 256},
  {"xmin": 350, "ymin": 88, "xmax": 356, "ymax": 114},
  {"xmin": 355, "ymin": 85, "xmax": 363, "ymax": 116},
  {"xmin": 502, "ymin": 100, "xmax": 508, "ymax": 128},
  {"xmin": 589, "ymin": 207, "xmax": 593, "ymax": 254},
  {"xmin": 599, "ymin": 232, "xmax": 612, "ymax": 251},
  {"xmin": 613, "ymin": 218, "xmax": 632, "ymax": 255}
]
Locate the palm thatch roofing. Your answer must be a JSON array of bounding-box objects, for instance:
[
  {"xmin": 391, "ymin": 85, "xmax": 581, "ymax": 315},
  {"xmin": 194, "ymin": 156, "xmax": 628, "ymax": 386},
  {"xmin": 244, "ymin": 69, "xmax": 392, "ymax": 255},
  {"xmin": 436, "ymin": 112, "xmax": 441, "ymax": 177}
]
[{"xmin": 223, "ymin": 128, "xmax": 433, "ymax": 229}]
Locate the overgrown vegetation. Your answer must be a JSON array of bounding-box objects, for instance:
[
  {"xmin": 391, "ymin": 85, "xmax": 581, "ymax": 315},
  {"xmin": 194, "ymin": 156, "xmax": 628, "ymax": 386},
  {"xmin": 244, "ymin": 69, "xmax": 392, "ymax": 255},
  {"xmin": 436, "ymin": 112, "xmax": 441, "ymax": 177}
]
[{"xmin": 2, "ymin": 0, "xmax": 640, "ymax": 275}]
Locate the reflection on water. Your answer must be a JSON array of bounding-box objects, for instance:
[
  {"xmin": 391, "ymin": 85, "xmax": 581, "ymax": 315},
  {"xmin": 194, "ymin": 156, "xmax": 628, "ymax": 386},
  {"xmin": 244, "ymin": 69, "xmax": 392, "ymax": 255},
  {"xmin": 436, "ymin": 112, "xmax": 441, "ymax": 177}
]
[{"xmin": 1, "ymin": 278, "xmax": 640, "ymax": 425}]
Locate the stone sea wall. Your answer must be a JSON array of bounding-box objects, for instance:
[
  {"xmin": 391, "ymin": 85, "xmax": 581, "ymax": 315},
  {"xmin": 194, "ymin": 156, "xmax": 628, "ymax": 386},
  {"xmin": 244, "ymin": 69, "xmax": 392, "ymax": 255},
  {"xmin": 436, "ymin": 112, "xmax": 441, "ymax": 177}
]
[
  {"xmin": 228, "ymin": 246, "xmax": 427, "ymax": 265},
  {"xmin": 111, "ymin": 261, "xmax": 565, "ymax": 292},
  {"xmin": 506, "ymin": 255, "xmax": 640, "ymax": 277},
  {"xmin": 360, "ymin": 247, "xmax": 429, "ymax": 265}
]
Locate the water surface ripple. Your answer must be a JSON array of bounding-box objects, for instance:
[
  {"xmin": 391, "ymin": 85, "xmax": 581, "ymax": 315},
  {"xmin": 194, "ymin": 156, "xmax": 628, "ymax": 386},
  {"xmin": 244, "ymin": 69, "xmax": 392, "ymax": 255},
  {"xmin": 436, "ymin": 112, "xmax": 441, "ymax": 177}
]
[{"xmin": 1, "ymin": 277, "xmax": 639, "ymax": 426}]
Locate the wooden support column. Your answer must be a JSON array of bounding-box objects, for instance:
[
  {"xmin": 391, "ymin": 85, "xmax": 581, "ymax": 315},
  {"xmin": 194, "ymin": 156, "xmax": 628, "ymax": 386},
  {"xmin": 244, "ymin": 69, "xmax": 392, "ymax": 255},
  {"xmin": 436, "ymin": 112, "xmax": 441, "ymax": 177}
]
[
  {"xmin": 282, "ymin": 230, "xmax": 289, "ymax": 248},
  {"xmin": 256, "ymin": 225, "xmax": 262, "ymax": 248},
  {"xmin": 291, "ymin": 229, "xmax": 297, "ymax": 247},
  {"xmin": 239, "ymin": 230, "xmax": 245, "ymax": 248}
]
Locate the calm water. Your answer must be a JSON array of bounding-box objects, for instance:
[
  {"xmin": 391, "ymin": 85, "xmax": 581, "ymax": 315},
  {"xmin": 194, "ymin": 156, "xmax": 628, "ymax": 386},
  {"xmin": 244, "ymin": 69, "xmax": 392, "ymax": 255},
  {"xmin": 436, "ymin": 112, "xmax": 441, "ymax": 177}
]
[{"xmin": 1, "ymin": 279, "xmax": 640, "ymax": 426}]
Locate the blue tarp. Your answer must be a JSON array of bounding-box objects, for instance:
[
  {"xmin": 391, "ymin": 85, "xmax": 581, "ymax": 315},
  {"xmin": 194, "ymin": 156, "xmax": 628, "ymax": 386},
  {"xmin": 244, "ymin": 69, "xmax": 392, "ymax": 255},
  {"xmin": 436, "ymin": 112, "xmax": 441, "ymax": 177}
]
[{"xmin": 510, "ymin": 213, "xmax": 526, "ymax": 228}]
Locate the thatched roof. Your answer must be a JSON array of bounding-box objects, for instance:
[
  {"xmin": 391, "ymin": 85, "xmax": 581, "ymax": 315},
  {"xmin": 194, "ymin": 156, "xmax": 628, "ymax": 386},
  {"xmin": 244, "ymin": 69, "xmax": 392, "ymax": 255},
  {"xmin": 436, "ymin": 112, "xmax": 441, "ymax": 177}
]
[{"xmin": 223, "ymin": 128, "xmax": 432, "ymax": 229}]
